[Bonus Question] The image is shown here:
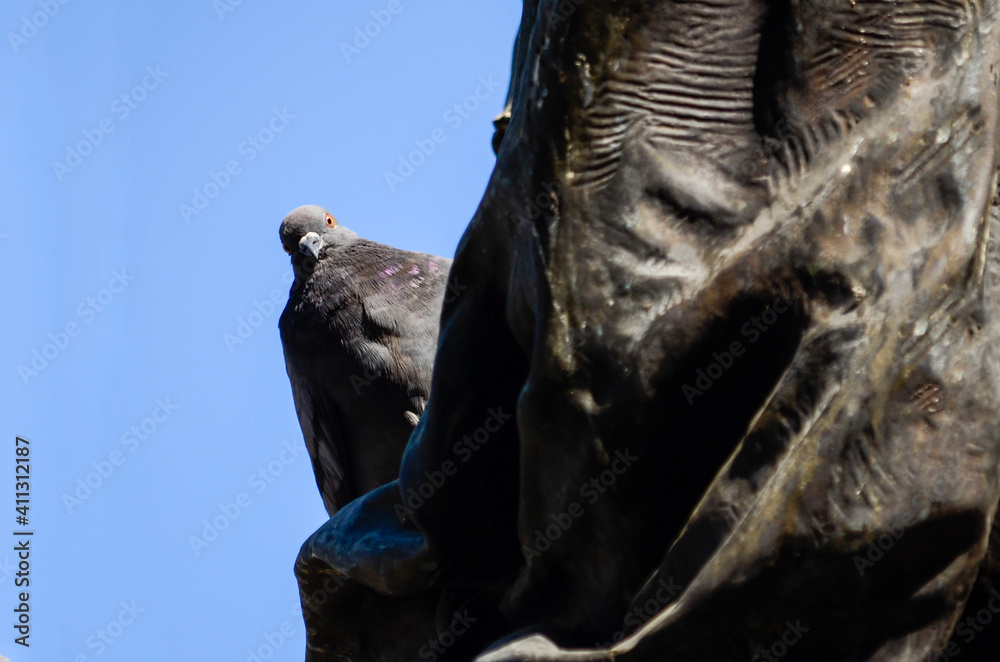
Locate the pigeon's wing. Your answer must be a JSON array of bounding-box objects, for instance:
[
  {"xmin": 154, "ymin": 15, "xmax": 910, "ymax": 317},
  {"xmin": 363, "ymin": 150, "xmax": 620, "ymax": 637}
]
[
  {"xmin": 282, "ymin": 339, "xmax": 356, "ymax": 515},
  {"xmin": 348, "ymin": 241, "xmax": 453, "ymax": 404},
  {"xmin": 280, "ymin": 242, "xmax": 452, "ymax": 515}
]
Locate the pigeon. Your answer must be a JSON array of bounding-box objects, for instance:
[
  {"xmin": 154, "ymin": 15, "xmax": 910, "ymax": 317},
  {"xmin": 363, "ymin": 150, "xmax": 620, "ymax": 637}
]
[{"xmin": 278, "ymin": 205, "xmax": 452, "ymax": 515}]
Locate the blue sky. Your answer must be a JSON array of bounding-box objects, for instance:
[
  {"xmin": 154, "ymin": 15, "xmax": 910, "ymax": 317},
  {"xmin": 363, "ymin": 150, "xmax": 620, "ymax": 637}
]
[{"xmin": 0, "ymin": 2, "xmax": 521, "ymax": 660}]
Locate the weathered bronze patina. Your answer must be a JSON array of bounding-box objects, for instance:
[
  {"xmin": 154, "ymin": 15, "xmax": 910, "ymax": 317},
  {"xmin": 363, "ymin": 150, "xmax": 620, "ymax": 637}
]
[{"xmin": 296, "ymin": 1, "xmax": 1000, "ymax": 659}]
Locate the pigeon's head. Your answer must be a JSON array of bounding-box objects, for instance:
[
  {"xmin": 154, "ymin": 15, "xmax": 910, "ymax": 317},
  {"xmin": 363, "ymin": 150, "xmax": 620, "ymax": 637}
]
[{"xmin": 279, "ymin": 205, "xmax": 357, "ymax": 275}]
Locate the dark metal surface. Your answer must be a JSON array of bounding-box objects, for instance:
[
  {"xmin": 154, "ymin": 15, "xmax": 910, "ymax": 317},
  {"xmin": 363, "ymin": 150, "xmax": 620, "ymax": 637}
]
[{"xmin": 296, "ymin": 1, "xmax": 1000, "ymax": 659}]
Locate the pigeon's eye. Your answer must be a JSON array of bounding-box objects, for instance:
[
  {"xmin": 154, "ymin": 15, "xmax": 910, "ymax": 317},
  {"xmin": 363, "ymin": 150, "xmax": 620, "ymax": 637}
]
[
  {"xmin": 284, "ymin": 246, "xmax": 293, "ymax": 255},
  {"xmin": 325, "ymin": 214, "xmax": 336, "ymax": 228}
]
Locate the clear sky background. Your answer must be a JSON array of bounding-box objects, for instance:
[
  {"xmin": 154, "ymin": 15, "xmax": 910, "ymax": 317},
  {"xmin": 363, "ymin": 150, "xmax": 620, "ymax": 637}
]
[{"xmin": 0, "ymin": 2, "xmax": 521, "ymax": 660}]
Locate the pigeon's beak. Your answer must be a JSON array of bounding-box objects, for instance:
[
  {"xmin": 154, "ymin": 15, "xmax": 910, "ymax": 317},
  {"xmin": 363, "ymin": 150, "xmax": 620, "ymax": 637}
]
[{"xmin": 298, "ymin": 232, "xmax": 324, "ymax": 261}]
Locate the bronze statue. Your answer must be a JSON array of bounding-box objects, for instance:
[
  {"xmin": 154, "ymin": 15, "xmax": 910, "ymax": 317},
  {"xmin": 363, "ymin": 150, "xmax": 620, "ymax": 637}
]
[{"xmin": 294, "ymin": 1, "xmax": 1000, "ymax": 659}]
